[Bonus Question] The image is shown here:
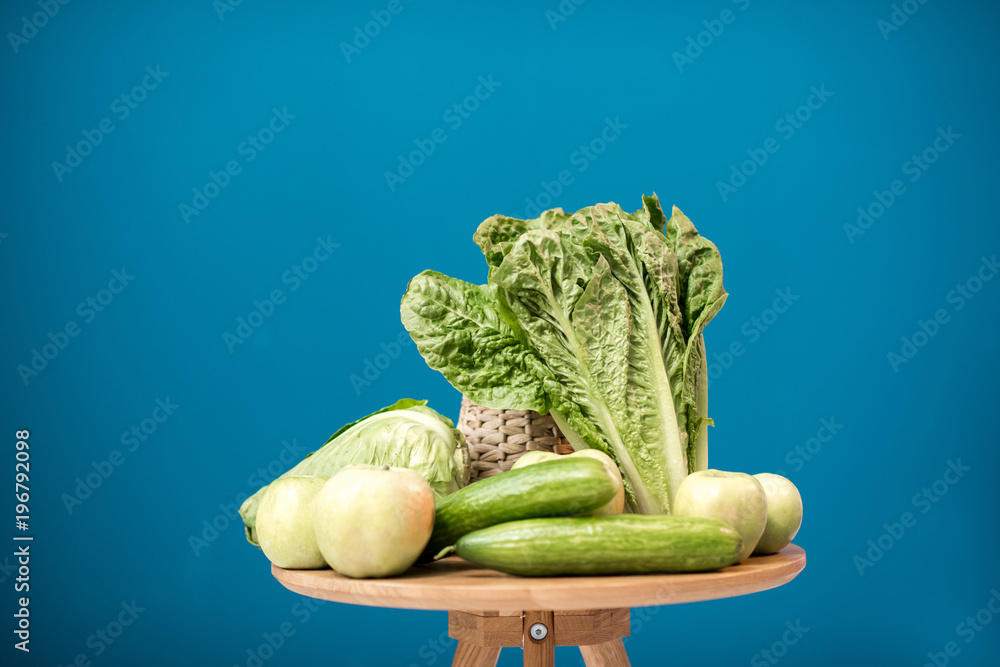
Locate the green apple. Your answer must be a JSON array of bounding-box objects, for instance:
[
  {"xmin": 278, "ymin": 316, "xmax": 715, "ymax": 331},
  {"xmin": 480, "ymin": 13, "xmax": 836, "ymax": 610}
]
[
  {"xmin": 511, "ymin": 449, "xmax": 625, "ymax": 515},
  {"xmin": 567, "ymin": 449, "xmax": 625, "ymax": 515},
  {"xmin": 255, "ymin": 476, "xmax": 327, "ymax": 569},
  {"xmin": 313, "ymin": 464, "xmax": 434, "ymax": 578},
  {"xmin": 752, "ymin": 473, "xmax": 803, "ymax": 554},
  {"xmin": 511, "ymin": 450, "xmax": 560, "ymax": 469},
  {"xmin": 672, "ymin": 469, "xmax": 767, "ymax": 562}
]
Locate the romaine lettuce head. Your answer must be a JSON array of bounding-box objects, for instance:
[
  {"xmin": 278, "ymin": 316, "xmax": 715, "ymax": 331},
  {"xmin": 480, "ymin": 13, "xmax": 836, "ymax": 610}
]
[
  {"xmin": 401, "ymin": 195, "xmax": 725, "ymax": 515},
  {"xmin": 239, "ymin": 399, "xmax": 469, "ymax": 545}
]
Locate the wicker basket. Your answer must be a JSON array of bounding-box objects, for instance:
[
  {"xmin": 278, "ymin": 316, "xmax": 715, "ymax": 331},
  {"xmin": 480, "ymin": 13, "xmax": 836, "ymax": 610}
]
[{"xmin": 457, "ymin": 397, "xmax": 575, "ymax": 482}]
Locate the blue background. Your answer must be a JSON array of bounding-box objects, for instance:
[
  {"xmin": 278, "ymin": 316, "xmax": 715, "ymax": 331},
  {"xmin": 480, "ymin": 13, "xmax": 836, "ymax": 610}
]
[{"xmin": 2, "ymin": 0, "xmax": 998, "ymax": 665}]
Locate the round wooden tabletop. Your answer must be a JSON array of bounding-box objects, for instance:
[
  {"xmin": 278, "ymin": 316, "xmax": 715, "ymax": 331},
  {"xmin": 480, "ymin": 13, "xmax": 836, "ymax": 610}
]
[{"xmin": 271, "ymin": 544, "xmax": 805, "ymax": 612}]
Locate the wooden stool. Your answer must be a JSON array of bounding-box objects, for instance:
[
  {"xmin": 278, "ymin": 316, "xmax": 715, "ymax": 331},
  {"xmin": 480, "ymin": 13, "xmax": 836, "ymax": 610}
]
[{"xmin": 272, "ymin": 545, "xmax": 806, "ymax": 667}]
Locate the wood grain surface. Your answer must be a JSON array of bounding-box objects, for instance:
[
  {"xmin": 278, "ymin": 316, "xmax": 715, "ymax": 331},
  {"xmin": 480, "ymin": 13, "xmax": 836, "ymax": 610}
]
[
  {"xmin": 579, "ymin": 639, "xmax": 632, "ymax": 667},
  {"xmin": 451, "ymin": 641, "xmax": 500, "ymax": 667},
  {"xmin": 271, "ymin": 545, "xmax": 805, "ymax": 612}
]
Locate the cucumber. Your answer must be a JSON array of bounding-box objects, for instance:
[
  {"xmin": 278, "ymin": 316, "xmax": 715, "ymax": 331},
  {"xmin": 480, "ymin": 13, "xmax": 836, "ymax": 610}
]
[
  {"xmin": 455, "ymin": 515, "xmax": 743, "ymax": 576},
  {"xmin": 423, "ymin": 457, "xmax": 616, "ymax": 559}
]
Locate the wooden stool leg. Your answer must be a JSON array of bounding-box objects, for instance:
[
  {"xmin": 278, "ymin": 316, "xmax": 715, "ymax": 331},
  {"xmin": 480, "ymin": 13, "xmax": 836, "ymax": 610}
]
[
  {"xmin": 451, "ymin": 640, "xmax": 500, "ymax": 667},
  {"xmin": 522, "ymin": 610, "xmax": 555, "ymax": 667},
  {"xmin": 580, "ymin": 639, "xmax": 631, "ymax": 667}
]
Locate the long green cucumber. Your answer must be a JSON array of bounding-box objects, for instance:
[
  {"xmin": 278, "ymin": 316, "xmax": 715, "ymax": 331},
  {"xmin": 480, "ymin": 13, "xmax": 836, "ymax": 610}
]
[
  {"xmin": 423, "ymin": 457, "xmax": 616, "ymax": 559},
  {"xmin": 455, "ymin": 515, "xmax": 743, "ymax": 575}
]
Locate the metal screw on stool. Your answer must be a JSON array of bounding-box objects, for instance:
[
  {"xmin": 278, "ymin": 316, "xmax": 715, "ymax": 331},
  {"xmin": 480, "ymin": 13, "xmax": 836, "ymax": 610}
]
[{"xmin": 529, "ymin": 623, "xmax": 548, "ymax": 641}]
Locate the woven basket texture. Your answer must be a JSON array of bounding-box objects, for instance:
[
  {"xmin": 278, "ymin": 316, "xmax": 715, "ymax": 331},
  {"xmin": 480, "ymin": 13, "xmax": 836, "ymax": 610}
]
[{"xmin": 458, "ymin": 397, "xmax": 574, "ymax": 482}]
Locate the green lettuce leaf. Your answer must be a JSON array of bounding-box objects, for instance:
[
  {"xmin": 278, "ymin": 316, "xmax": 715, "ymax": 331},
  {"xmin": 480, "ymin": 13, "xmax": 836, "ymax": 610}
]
[
  {"xmin": 661, "ymin": 203, "xmax": 728, "ymax": 472},
  {"xmin": 474, "ymin": 208, "xmax": 591, "ymax": 270},
  {"xmin": 400, "ymin": 270, "xmax": 551, "ymax": 412}
]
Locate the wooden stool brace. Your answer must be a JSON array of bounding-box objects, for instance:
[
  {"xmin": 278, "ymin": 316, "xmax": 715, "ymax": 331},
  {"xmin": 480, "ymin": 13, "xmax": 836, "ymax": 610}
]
[{"xmin": 449, "ymin": 608, "xmax": 630, "ymax": 666}]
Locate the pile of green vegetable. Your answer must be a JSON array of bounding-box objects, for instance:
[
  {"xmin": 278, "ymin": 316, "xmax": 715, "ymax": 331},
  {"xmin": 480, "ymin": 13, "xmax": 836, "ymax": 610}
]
[{"xmin": 238, "ymin": 196, "xmax": 804, "ymax": 580}]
